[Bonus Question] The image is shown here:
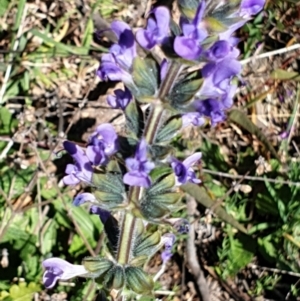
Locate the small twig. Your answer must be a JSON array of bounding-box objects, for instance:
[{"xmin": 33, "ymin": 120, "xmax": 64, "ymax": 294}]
[
  {"xmin": 0, "ymin": 5, "xmax": 28, "ymax": 104},
  {"xmin": 153, "ymin": 263, "xmax": 167, "ymax": 282},
  {"xmin": 240, "ymin": 43, "xmax": 300, "ymax": 65},
  {"xmin": 286, "ymin": 279, "xmax": 300, "ymax": 300},
  {"xmin": 202, "ymin": 168, "xmax": 300, "ymax": 186},
  {"xmin": 186, "ymin": 196, "xmax": 210, "ymax": 301},
  {"xmin": 0, "ymin": 140, "xmax": 14, "ymax": 161},
  {"xmin": 249, "ymin": 264, "xmax": 300, "ymax": 278}
]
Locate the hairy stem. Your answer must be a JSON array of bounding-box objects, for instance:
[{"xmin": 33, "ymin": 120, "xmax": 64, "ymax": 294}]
[{"xmin": 116, "ymin": 61, "xmax": 183, "ymax": 265}]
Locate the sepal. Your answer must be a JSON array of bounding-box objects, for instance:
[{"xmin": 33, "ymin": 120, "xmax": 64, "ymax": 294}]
[
  {"xmin": 103, "ymin": 265, "xmax": 125, "ymax": 290},
  {"xmin": 147, "ymin": 173, "xmax": 175, "ymax": 195},
  {"xmin": 129, "ymin": 255, "xmax": 149, "ymax": 267},
  {"xmin": 177, "ymin": 0, "xmax": 199, "ymax": 19},
  {"xmin": 125, "ymin": 266, "xmax": 154, "ymax": 294},
  {"xmin": 134, "ymin": 231, "xmax": 161, "ymax": 258},
  {"xmin": 82, "ymin": 257, "xmax": 113, "ymax": 278}
]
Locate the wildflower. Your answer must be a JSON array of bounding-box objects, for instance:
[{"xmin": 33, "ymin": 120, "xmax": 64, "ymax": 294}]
[
  {"xmin": 171, "ymin": 152, "xmax": 202, "ymax": 185},
  {"xmin": 107, "ymin": 87, "xmax": 132, "ymax": 110},
  {"xmin": 168, "ymin": 218, "xmax": 190, "ymax": 234},
  {"xmin": 73, "ymin": 192, "xmax": 97, "ymax": 207},
  {"xmin": 63, "ymin": 141, "xmax": 93, "ymax": 185},
  {"xmin": 97, "ymin": 21, "xmax": 136, "ymax": 84},
  {"xmin": 219, "ymin": 0, "xmax": 266, "ymax": 42},
  {"xmin": 90, "ymin": 205, "xmax": 111, "ymax": 224},
  {"xmin": 43, "ymin": 258, "xmax": 88, "ymax": 289},
  {"xmin": 195, "ymin": 84, "xmax": 237, "ymax": 126},
  {"xmin": 136, "ymin": 7, "xmax": 170, "ymax": 50},
  {"xmin": 86, "ymin": 123, "xmax": 119, "ymax": 166},
  {"xmin": 174, "ymin": 1, "xmax": 207, "ymax": 60},
  {"xmin": 199, "ymin": 41, "xmax": 241, "ymax": 99},
  {"xmin": 123, "ymin": 139, "xmax": 155, "ymax": 188},
  {"xmin": 181, "ymin": 112, "xmax": 205, "ymax": 128},
  {"xmin": 161, "ymin": 233, "xmax": 176, "ymax": 263},
  {"xmin": 240, "ymin": 0, "xmax": 265, "ymax": 17}
]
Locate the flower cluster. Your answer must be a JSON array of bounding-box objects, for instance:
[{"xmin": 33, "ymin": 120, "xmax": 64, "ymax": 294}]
[{"xmin": 42, "ymin": 0, "xmax": 265, "ymax": 298}]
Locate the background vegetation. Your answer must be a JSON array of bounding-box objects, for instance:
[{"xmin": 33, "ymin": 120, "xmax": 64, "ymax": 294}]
[{"xmin": 0, "ymin": 0, "xmax": 300, "ymax": 300}]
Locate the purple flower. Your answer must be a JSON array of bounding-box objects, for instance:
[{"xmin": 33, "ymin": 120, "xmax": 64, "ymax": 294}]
[
  {"xmin": 199, "ymin": 41, "xmax": 241, "ymax": 99},
  {"xmin": 205, "ymin": 40, "xmax": 240, "ymax": 62},
  {"xmin": 43, "ymin": 258, "xmax": 88, "ymax": 289},
  {"xmin": 171, "ymin": 152, "xmax": 202, "ymax": 185},
  {"xmin": 182, "ymin": 112, "xmax": 205, "ymax": 128},
  {"xmin": 219, "ymin": 0, "xmax": 265, "ymax": 42},
  {"xmin": 97, "ymin": 21, "xmax": 136, "ymax": 84},
  {"xmin": 107, "ymin": 87, "xmax": 132, "ymax": 110},
  {"xmin": 73, "ymin": 192, "xmax": 96, "ymax": 206},
  {"xmin": 123, "ymin": 139, "xmax": 155, "ymax": 188},
  {"xmin": 90, "ymin": 205, "xmax": 111, "ymax": 224},
  {"xmin": 195, "ymin": 99, "xmax": 226, "ymax": 125},
  {"xmin": 86, "ymin": 123, "xmax": 119, "ymax": 166},
  {"xmin": 161, "ymin": 233, "xmax": 176, "ymax": 263},
  {"xmin": 174, "ymin": 1, "xmax": 207, "ymax": 60},
  {"xmin": 240, "ymin": 0, "xmax": 265, "ymax": 17},
  {"xmin": 63, "ymin": 141, "xmax": 93, "ymax": 186},
  {"xmin": 168, "ymin": 218, "xmax": 190, "ymax": 234},
  {"xmin": 195, "ymin": 84, "xmax": 236, "ymax": 126},
  {"xmin": 97, "ymin": 53, "xmax": 133, "ymax": 84},
  {"xmin": 136, "ymin": 7, "xmax": 170, "ymax": 50}
]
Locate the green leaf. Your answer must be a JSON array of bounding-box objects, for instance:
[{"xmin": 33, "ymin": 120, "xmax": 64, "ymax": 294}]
[
  {"xmin": 9, "ymin": 282, "xmax": 41, "ymax": 301},
  {"xmin": 228, "ymin": 109, "xmax": 280, "ymax": 160},
  {"xmin": 92, "ymin": 172, "xmax": 125, "ymax": 195},
  {"xmin": 149, "ymin": 144, "xmax": 173, "ymax": 159},
  {"xmin": 155, "ymin": 116, "xmax": 182, "ymax": 143},
  {"xmin": 271, "ymin": 69, "xmax": 300, "ymax": 81},
  {"xmin": 226, "ymin": 235, "xmax": 255, "ymax": 276},
  {"xmin": 124, "ymin": 100, "xmax": 144, "ymax": 138},
  {"xmin": 132, "ymin": 57, "xmax": 158, "ymax": 98},
  {"xmin": 258, "ymin": 235, "xmax": 278, "ymax": 263},
  {"xmin": 149, "ymin": 166, "xmax": 173, "ymax": 182},
  {"xmin": 40, "ymin": 219, "xmax": 57, "ymax": 255},
  {"xmin": 181, "ymin": 183, "xmax": 247, "ymax": 233},
  {"xmin": 92, "ymin": 172, "xmax": 125, "ymax": 208},
  {"xmin": 0, "ymin": 0, "xmax": 9, "ymax": 17},
  {"xmin": 30, "ymin": 29, "xmax": 88, "ymax": 55},
  {"xmin": 147, "ymin": 192, "xmax": 181, "ymax": 205},
  {"xmin": 167, "ymin": 74, "xmax": 202, "ymax": 110},
  {"xmin": 0, "ymin": 107, "xmax": 14, "ymax": 134},
  {"xmin": 13, "ymin": 0, "xmax": 26, "ymax": 31},
  {"xmin": 138, "ymin": 201, "xmax": 170, "ymax": 220},
  {"xmin": 82, "ymin": 18, "xmax": 93, "ymax": 49}
]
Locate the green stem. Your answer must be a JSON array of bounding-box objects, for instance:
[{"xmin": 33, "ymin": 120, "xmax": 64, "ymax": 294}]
[
  {"xmin": 143, "ymin": 105, "xmax": 164, "ymax": 144},
  {"xmin": 158, "ymin": 60, "xmax": 184, "ymax": 101},
  {"xmin": 116, "ymin": 105, "xmax": 164, "ymax": 264},
  {"xmin": 116, "ymin": 61, "xmax": 183, "ymax": 265}
]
